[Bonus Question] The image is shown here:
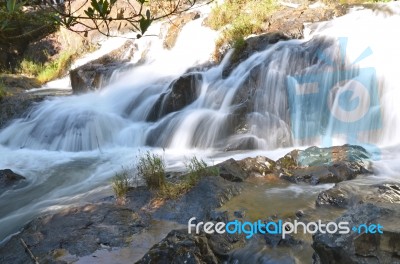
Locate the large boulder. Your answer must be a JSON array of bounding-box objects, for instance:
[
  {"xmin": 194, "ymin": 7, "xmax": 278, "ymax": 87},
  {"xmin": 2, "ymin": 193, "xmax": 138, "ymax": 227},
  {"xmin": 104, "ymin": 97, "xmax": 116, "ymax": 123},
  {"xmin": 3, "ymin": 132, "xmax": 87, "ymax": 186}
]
[
  {"xmin": 312, "ymin": 203, "xmax": 400, "ymax": 264},
  {"xmin": 277, "ymin": 145, "xmax": 372, "ymax": 185},
  {"xmin": 0, "ymin": 203, "xmax": 147, "ymax": 263},
  {"xmin": 146, "ymin": 73, "xmax": 203, "ymax": 122},
  {"xmin": 70, "ymin": 40, "xmax": 136, "ymax": 93}
]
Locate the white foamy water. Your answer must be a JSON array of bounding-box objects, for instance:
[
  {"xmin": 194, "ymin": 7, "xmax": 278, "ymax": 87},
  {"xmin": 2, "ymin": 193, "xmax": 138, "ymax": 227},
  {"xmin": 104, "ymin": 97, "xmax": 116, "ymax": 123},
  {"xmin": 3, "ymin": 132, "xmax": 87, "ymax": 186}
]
[{"xmin": 1, "ymin": 3, "xmax": 400, "ymax": 243}]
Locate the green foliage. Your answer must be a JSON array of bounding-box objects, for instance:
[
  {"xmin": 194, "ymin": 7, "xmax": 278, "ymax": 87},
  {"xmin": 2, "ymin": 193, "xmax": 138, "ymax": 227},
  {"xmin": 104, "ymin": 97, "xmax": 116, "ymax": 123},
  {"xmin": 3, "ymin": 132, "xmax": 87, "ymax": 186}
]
[
  {"xmin": 137, "ymin": 151, "xmax": 166, "ymax": 189},
  {"xmin": 156, "ymin": 156, "xmax": 219, "ymax": 200},
  {"xmin": 19, "ymin": 50, "xmax": 74, "ymax": 84},
  {"xmin": 206, "ymin": 0, "xmax": 277, "ymax": 59},
  {"xmin": 185, "ymin": 156, "xmax": 219, "ymax": 184},
  {"xmin": 111, "ymin": 170, "xmax": 130, "ymax": 202}
]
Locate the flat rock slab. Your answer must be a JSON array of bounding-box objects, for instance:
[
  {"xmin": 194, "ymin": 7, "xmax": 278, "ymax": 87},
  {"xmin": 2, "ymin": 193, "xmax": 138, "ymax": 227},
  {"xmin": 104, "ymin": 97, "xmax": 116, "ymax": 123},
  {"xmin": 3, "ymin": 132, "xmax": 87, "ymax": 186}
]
[
  {"xmin": 316, "ymin": 182, "xmax": 400, "ymax": 208},
  {"xmin": 0, "ymin": 203, "xmax": 147, "ymax": 264},
  {"xmin": 152, "ymin": 176, "xmax": 242, "ymax": 223},
  {"xmin": 313, "ymin": 203, "xmax": 400, "ymax": 264}
]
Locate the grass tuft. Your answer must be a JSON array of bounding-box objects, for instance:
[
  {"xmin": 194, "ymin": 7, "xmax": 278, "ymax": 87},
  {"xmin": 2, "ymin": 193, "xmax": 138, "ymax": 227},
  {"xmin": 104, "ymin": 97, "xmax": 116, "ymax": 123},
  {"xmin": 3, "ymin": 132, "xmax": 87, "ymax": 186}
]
[
  {"xmin": 205, "ymin": 0, "xmax": 277, "ymax": 60},
  {"xmin": 111, "ymin": 170, "xmax": 130, "ymax": 205},
  {"xmin": 137, "ymin": 151, "xmax": 166, "ymax": 189}
]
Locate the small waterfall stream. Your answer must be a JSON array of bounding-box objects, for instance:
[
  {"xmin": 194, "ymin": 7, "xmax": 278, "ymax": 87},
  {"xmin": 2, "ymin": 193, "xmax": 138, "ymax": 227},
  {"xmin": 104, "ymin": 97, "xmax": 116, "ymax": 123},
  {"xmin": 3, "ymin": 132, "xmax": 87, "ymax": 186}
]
[{"xmin": 1, "ymin": 3, "xmax": 400, "ymax": 242}]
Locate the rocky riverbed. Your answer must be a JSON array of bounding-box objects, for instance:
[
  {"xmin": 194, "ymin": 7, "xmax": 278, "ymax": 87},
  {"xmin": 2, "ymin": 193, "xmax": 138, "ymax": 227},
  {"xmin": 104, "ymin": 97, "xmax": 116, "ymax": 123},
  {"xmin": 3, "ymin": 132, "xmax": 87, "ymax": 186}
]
[{"xmin": 1, "ymin": 145, "xmax": 396, "ymax": 264}]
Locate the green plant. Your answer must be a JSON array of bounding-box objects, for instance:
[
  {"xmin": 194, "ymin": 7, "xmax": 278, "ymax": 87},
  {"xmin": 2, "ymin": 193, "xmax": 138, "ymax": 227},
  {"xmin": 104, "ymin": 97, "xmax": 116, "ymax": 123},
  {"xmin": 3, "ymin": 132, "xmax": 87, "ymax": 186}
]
[
  {"xmin": 112, "ymin": 170, "xmax": 130, "ymax": 204},
  {"xmin": 185, "ymin": 156, "xmax": 219, "ymax": 184},
  {"xmin": 206, "ymin": 0, "xmax": 277, "ymax": 60},
  {"xmin": 19, "ymin": 50, "xmax": 74, "ymax": 84},
  {"xmin": 137, "ymin": 151, "xmax": 166, "ymax": 189}
]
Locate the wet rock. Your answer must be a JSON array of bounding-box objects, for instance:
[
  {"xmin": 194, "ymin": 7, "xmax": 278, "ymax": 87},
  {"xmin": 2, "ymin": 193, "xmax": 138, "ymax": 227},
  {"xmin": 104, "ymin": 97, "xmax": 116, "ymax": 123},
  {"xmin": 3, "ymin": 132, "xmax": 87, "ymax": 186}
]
[
  {"xmin": 136, "ymin": 228, "xmax": 245, "ymax": 264},
  {"xmin": 0, "ymin": 169, "xmax": 26, "ymax": 194},
  {"xmin": 278, "ymin": 145, "xmax": 372, "ymax": 185},
  {"xmin": 146, "ymin": 73, "xmax": 203, "ymax": 122},
  {"xmin": 238, "ymin": 156, "xmax": 276, "ymax": 177},
  {"xmin": 0, "ymin": 203, "xmax": 147, "ymax": 263},
  {"xmin": 265, "ymin": 233, "xmax": 303, "ymax": 248},
  {"xmin": 233, "ymin": 210, "xmax": 245, "ymax": 219},
  {"xmin": 312, "ymin": 203, "xmax": 400, "ymax": 264},
  {"xmin": 214, "ymin": 158, "xmax": 248, "ymax": 182},
  {"xmin": 316, "ymin": 182, "xmax": 400, "ymax": 208},
  {"xmin": 153, "ymin": 176, "xmax": 242, "ymax": 223},
  {"xmin": 219, "ymin": 5, "xmax": 347, "ymax": 75},
  {"xmin": 163, "ymin": 12, "xmax": 200, "ymax": 50},
  {"xmin": 70, "ymin": 40, "xmax": 136, "ymax": 94}
]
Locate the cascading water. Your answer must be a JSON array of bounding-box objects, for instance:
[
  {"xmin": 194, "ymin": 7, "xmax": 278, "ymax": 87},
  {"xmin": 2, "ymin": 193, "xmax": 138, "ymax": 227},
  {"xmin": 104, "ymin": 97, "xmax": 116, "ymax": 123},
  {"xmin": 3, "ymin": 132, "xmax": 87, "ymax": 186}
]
[{"xmin": 1, "ymin": 3, "xmax": 400, "ymax": 242}]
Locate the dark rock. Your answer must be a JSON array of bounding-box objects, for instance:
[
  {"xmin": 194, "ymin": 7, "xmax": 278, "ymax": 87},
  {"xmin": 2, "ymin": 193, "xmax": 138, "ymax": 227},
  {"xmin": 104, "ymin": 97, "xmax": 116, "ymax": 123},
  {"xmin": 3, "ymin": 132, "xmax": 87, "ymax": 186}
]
[
  {"xmin": 316, "ymin": 182, "xmax": 400, "ymax": 208},
  {"xmin": 0, "ymin": 169, "xmax": 26, "ymax": 194},
  {"xmin": 312, "ymin": 203, "xmax": 400, "ymax": 264},
  {"xmin": 209, "ymin": 210, "xmax": 229, "ymax": 222},
  {"xmin": 0, "ymin": 203, "xmax": 147, "ymax": 263},
  {"xmin": 214, "ymin": 158, "xmax": 248, "ymax": 182},
  {"xmin": 278, "ymin": 145, "xmax": 372, "ymax": 185},
  {"xmin": 70, "ymin": 40, "xmax": 136, "ymax": 94},
  {"xmin": 136, "ymin": 228, "xmax": 246, "ymax": 264},
  {"xmin": 265, "ymin": 233, "xmax": 303, "ymax": 248},
  {"xmin": 153, "ymin": 176, "xmax": 242, "ymax": 223},
  {"xmin": 295, "ymin": 210, "xmax": 305, "ymax": 218},
  {"xmin": 0, "ymin": 93, "xmax": 47, "ymax": 129},
  {"xmin": 146, "ymin": 73, "xmax": 203, "ymax": 122},
  {"xmin": 163, "ymin": 12, "xmax": 200, "ymax": 50},
  {"xmin": 222, "ymin": 33, "xmax": 290, "ymax": 77},
  {"xmin": 233, "ymin": 210, "xmax": 245, "ymax": 219}
]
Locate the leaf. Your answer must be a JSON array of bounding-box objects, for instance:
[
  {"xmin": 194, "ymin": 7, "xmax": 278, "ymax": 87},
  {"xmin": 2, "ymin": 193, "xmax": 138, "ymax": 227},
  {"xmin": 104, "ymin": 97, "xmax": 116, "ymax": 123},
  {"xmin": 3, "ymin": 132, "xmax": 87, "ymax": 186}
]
[
  {"xmin": 139, "ymin": 16, "xmax": 152, "ymax": 34},
  {"xmin": 6, "ymin": 0, "xmax": 16, "ymax": 12}
]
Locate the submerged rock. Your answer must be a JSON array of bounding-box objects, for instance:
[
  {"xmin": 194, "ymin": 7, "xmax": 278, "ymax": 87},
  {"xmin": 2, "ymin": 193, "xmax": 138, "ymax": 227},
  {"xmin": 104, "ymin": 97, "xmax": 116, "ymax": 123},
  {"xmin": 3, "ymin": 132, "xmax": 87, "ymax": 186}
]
[
  {"xmin": 0, "ymin": 169, "xmax": 26, "ymax": 194},
  {"xmin": 277, "ymin": 145, "xmax": 372, "ymax": 185}
]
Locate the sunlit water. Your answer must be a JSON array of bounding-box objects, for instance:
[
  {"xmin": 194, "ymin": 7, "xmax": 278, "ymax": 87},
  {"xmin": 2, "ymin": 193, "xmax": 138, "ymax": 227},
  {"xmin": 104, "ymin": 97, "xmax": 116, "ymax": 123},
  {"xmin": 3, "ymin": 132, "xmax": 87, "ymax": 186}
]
[{"xmin": 1, "ymin": 4, "xmax": 400, "ymax": 260}]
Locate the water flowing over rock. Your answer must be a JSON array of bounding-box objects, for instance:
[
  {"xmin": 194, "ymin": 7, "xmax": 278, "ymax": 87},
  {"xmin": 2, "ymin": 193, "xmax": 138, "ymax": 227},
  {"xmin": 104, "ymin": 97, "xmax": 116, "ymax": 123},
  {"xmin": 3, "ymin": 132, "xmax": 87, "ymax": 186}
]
[
  {"xmin": 70, "ymin": 40, "xmax": 137, "ymax": 93},
  {"xmin": 145, "ymin": 73, "xmax": 203, "ymax": 122},
  {"xmin": 0, "ymin": 169, "xmax": 26, "ymax": 194}
]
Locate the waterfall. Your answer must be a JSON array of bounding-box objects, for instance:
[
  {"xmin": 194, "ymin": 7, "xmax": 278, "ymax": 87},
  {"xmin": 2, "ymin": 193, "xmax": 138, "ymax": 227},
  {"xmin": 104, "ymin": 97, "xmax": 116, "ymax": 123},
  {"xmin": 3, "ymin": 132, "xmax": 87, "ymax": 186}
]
[
  {"xmin": 1, "ymin": 2, "xmax": 400, "ymax": 241},
  {"xmin": 2, "ymin": 4, "xmax": 400, "ymax": 152}
]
